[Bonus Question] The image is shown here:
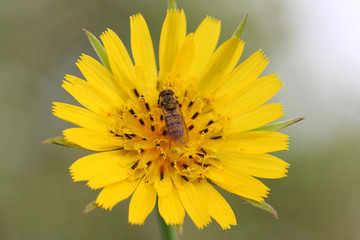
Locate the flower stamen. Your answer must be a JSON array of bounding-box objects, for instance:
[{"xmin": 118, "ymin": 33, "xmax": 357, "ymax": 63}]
[
  {"xmin": 133, "ymin": 88, "xmax": 140, "ymax": 98},
  {"xmin": 191, "ymin": 112, "xmax": 199, "ymax": 120}
]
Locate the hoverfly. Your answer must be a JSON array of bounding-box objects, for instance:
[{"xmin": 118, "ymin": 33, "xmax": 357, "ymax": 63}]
[{"xmin": 158, "ymin": 90, "xmax": 189, "ymax": 146}]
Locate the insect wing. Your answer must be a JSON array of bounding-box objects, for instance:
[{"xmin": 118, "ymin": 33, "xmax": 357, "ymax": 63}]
[{"xmin": 177, "ymin": 106, "xmax": 189, "ymax": 146}]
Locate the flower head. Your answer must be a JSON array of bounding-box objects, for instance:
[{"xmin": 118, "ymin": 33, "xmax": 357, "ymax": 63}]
[{"xmin": 53, "ymin": 9, "xmax": 289, "ymax": 229}]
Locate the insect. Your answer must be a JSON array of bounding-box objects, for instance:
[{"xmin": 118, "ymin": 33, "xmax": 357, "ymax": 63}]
[{"xmin": 158, "ymin": 90, "xmax": 189, "ymax": 146}]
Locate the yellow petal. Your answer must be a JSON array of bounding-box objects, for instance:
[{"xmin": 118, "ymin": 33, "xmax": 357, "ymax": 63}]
[
  {"xmin": 63, "ymin": 128, "xmax": 124, "ymax": 151},
  {"xmin": 70, "ymin": 150, "xmax": 130, "ymax": 180},
  {"xmin": 227, "ymin": 103, "xmax": 284, "ymax": 133},
  {"xmin": 170, "ymin": 168, "xmax": 186, "ymax": 190},
  {"xmin": 52, "ymin": 102, "xmax": 112, "ymax": 131},
  {"xmin": 69, "ymin": 150, "xmax": 139, "ymax": 189},
  {"xmin": 100, "ymin": 29, "xmax": 135, "ymax": 92},
  {"xmin": 129, "ymin": 177, "xmax": 157, "ymax": 225},
  {"xmin": 144, "ymin": 157, "xmax": 162, "ymax": 184},
  {"xmin": 96, "ymin": 179, "xmax": 141, "ymax": 210},
  {"xmin": 154, "ymin": 163, "xmax": 173, "ymax": 197},
  {"xmin": 193, "ymin": 16, "xmax": 221, "ymax": 76},
  {"xmin": 170, "ymin": 33, "xmax": 195, "ymax": 92},
  {"xmin": 197, "ymin": 37, "xmax": 244, "ymax": 95},
  {"xmin": 158, "ymin": 188, "xmax": 185, "ymax": 226},
  {"xmin": 215, "ymin": 50, "xmax": 269, "ymax": 98},
  {"xmin": 195, "ymin": 181, "xmax": 236, "ymax": 229},
  {"xmin": 76, "ymin": 54, "xmax": 127, "ymax": 103},
  {"xmin": 159, "ymin": 9, "xmax": 186, "ymax": 74},
  {"xmin": 62, "ymin": 75, "xmax": 115, "ymax": 114},
  {"xmin": 130, "ymin": 14, "xmax": 157, "ymax": 91},
  {"xmin": 131, "ymin": 65, "xmax": 158, "ymax": 105},
  {"xmin": 206, "ymin": 166, "xmax": 268, "ymax": 202},
  {"xmin": 213, "ymin": 152, "xmax": 289, "ymax": 179},
  {"xmin": 178, "ymin": 182, "xmax": 211, "ymax": 229},
  {"xmin": 224, "ymin": 131, "xmax": 289, "ymax": 153},
  {"xmin": 219, "ymin": 73, "xmax": 283, "ymax": 116}
]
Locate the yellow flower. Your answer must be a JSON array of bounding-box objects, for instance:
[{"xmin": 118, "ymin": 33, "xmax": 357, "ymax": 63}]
[{"xmin": 53, "ymin": 9, "xmax": 289, "ymax": 229}]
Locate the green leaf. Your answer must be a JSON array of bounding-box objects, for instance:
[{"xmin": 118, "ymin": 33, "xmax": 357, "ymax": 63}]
[
  {"xmin": 233, "ymin": 13, "xmax": 248, "ymax": 39},
  {"xmin": 41, "ymin": 136, "xmax": 87, "ymax": 150},
  {"xmin": 83, "ymin": 28, "xmax": 112, "ymax": 73},
  {"xmin": 253, "ymin": 118, "xmax": 304, "ymax": 131},
  {"xmin": 81, "ymin": 200, "xmax": 99, "ymax": 215},
  {"xmin": 168, "ymin": 0, "xmax": 177, "ymax": 10},
  {"xmin": 244, "ymin": 198, "xmax": 278, "ymax": 219}
]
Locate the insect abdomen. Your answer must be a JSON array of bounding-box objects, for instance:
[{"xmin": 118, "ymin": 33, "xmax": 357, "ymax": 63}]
[{"xmin": 165, "ymin": 110, "xmax": 184, "ymax": 141}]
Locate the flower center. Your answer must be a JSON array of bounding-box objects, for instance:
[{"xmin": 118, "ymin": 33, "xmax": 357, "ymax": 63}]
[{"xmin": 108, "ymin": 88, "xmax": 226, "ymax": 182}]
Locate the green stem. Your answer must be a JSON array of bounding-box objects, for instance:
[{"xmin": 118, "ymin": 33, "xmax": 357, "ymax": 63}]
[
  {"xmin": 168, "ymin": 0, "xmax": 177, "ymax": 10},
  {"xmin": 156, "ymin": 207, "xmax": 179, "ymax": 240}
]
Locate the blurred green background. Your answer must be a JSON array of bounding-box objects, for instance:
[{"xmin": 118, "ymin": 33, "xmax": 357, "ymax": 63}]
[{"xmin": 1, "ymin": 0, "xmax": 360, "ymax": 239}]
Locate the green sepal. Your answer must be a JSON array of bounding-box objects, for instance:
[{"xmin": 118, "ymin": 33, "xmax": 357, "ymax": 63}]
[
  {"xmin": 83, "ymin": 28, "xmax": 112, "ymax": 73},
  {"xmin": 81, "ymin": 200, "xmax": 99, "ymax": 215},
  {"xmin": 253, "ymin": 118, "xmax": 304, "ymax": 131},
  {"xmin": 244, "ymin": 198, "xmax": 278, "ymax": 219},
  {"xmin": 41, "ymin": 136, "xmax": 87, "ymax": 150},
  {"xmin": 233, "ymin": 13, "xmax": 248, "ymax": 39},
  {"xmin": 168, "ymin": 0, "xmax": 177, "ymax": 10}
]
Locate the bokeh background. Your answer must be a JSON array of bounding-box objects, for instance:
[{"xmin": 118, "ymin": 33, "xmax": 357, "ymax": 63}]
[{"xmin": 1, "ymin": 0, "xmax": 360, "ymax": 239}]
